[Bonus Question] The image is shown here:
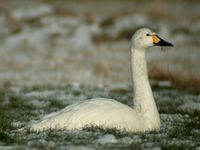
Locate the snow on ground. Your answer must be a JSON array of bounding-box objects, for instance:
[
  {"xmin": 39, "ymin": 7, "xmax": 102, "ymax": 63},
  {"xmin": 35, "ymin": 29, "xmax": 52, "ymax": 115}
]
[
  {"xmin": 178, "ymin": 102, "xmax": 200, "ymax": 114},
  {"xmin": 96, "ymin": 134, "xmax": 118, "ymax": 144},
  {"xmin": 0, "ymin": 86, "xmax": 198, "ymax": 149}
]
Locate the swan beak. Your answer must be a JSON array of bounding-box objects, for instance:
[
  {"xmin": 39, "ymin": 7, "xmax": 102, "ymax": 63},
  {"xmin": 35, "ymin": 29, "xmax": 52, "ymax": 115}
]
[{"xmin": 152, "ymin": 35, "xmax": 173, "ymax": 47}]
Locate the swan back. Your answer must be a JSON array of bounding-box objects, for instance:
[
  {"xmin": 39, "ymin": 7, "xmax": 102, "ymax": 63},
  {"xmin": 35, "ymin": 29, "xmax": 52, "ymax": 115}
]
[{"xmin": 31, "ymin": 98, "xmax": 146, "ymax": 132}]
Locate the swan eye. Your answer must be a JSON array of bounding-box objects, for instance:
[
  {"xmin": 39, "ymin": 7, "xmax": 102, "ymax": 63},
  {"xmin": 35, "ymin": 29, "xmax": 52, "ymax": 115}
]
[{"xmin": 146, "ymin": 34, "xmax": 150, "ymax": 36}]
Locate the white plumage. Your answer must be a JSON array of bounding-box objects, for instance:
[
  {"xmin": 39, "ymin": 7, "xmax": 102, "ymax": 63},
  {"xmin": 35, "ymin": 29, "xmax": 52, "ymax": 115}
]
[{"xmin": 30, "ymin": 28, "xmax": 173, "ymax": 132}]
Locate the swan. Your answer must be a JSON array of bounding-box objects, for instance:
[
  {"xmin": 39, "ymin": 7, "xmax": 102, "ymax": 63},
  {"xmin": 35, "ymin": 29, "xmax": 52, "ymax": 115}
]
[{"xmin": 30, "ymin": 28, "xmax": 173, "ymax": 132}]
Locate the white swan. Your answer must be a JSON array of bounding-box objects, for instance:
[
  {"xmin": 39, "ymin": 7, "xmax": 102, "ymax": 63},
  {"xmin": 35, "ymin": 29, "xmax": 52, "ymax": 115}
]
[{"xmin": 30, "ymin": 28, "xmax": 173, "ymax": 132}]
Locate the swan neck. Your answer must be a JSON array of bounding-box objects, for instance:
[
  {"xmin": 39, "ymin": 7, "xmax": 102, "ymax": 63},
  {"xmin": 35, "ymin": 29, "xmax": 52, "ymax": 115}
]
[
  {"xmin": 131, "ymin": 47, "xmax": 160, "ymax": 127},
  {"xmin": 131, "ymin": 48, "xmax": 149, "ymax": 106}
]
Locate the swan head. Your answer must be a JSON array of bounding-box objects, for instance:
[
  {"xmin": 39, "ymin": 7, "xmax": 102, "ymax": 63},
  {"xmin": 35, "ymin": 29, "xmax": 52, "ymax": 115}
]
[{"xmin": 131, "ymin": 28, "xmax": 173, "ymax": 49}]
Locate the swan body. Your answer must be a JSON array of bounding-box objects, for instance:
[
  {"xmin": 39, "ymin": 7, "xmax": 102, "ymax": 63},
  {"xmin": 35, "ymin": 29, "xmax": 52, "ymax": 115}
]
[
  {"xmin": 31, "ymin": 98, "xmax": 147, "ymax": 132},
  {"xmin": 30, "ymin": 28, "xmax": 173, "ymax": 132}
]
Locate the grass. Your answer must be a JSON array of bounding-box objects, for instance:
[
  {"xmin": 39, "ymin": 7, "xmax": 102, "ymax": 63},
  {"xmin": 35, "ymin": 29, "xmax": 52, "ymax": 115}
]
[
  {"xmin": 0, "ymin": 85, "xmax": 199, "ymax": 149},
  {"xmin": 149, "ymin": 66, "xmax": 200, "ymax": 91}
]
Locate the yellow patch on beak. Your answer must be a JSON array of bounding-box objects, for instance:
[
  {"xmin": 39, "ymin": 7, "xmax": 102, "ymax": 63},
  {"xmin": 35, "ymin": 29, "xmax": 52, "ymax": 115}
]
[{"xmin": 151, "ymin": 35, "xmax": 160, "ymax": 44}]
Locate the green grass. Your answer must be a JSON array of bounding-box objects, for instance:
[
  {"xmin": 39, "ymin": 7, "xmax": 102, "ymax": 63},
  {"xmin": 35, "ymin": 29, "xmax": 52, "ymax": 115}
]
[{"xmin": 0, "ymin": 85, "xmax": 199, "ymax": 149}]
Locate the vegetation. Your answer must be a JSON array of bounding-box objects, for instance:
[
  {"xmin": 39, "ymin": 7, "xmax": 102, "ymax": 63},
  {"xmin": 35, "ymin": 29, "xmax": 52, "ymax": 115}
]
[{"xmin": 0, "ymin": 86, "xmax": 199, "ymax": 149}]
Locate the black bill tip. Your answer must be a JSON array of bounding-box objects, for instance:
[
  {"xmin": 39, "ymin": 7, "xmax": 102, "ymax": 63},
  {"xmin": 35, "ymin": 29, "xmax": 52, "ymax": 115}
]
[{"xmin": 154, "ymin": 36, "xmax": 174, "ymax": 47}]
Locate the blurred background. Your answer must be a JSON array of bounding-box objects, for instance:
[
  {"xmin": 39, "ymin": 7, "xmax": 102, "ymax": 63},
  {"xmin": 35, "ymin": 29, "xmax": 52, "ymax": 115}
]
[{"xmin": 0, "ymin": 0, "xmax": 200, "ymax": 90}]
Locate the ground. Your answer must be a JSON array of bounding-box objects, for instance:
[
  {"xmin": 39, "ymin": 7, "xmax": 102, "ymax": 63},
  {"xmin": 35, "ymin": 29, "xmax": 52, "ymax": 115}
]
[{"xmin": 0, "ymin": 85, "xmax": 199, "ymax": 149}]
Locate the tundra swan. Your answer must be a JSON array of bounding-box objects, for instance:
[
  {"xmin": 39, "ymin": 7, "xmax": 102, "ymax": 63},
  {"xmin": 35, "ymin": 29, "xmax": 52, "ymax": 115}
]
[{"xmin": 30, "ymin": 28, "xmax": 173, "ymax": 132}]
